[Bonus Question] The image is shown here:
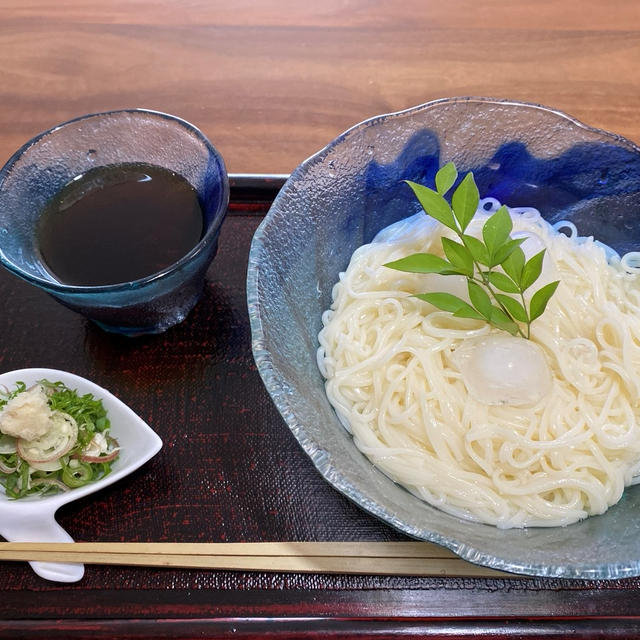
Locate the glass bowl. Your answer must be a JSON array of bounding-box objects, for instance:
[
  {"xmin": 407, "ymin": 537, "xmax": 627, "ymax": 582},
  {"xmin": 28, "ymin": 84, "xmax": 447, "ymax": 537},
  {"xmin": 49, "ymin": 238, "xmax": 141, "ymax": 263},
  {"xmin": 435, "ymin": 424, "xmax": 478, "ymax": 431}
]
[
  {"xmin": 247, "ymin": 97, "xmax": 640, "ymax": 579},
  {"xmin": 0, "ymin": 109, "xmax": 229, "ymax": 336}
]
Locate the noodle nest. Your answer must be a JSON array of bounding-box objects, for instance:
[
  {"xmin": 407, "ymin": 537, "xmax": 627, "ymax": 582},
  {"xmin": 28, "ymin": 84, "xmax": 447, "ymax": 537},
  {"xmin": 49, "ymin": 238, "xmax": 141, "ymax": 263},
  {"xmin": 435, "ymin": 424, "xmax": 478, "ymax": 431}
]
[{"xmin": 317, "ymin": 202, "xmax": 640, "ymax": 528}]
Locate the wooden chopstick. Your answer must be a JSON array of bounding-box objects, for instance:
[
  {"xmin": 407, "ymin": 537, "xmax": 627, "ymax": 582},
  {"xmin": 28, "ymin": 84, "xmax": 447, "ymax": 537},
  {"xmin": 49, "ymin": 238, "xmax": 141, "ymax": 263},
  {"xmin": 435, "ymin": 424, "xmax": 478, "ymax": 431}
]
[
  {"xmin": 0, "ymin": 541, "xmax": 457, "ymax": 557},
  {"xmin": 0, "ymin": 542, "xmax": 517, "ymax": 577}
]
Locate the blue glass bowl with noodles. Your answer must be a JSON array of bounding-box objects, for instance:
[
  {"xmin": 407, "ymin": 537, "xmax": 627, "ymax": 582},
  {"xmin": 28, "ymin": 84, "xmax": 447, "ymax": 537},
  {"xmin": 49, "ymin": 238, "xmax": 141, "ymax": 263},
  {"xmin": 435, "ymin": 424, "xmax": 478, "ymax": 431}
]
[{"xmin": 248, "ymin": 97, "xmax": 640, "ymax": 579}]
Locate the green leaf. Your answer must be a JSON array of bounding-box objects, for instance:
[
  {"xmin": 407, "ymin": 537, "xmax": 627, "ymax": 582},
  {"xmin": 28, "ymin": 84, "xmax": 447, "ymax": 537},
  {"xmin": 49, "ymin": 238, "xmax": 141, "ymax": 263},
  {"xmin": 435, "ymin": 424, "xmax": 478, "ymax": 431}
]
[
  {"xmin": 502, "ymin": 246, "xmax": 526, "ymax": 283},
  {"xmin": 482, "ymin": 205, "xmax": 513, "ymax": 262},
  {"xmin": 492, "ymin": 236, "xmax": 527, "ymax": 267},
  {"xmin": 461, "ymin": 234, "xmax": 490, "ymax": 266},
  {"xmin": 414, "ymin": 292, "xmax": 468, "ymax": 313},
  {"xmin": 529, "ymin": 280, "xmax": 560, "ymax": 321},
  {"xmin": 435, "ymin": 163, "xmax": 457, "ymax": 196},
  {"xmin": 494, "ymin": 293, "xmax": 529, "ymax": 323},
  {"xmin": 384, "ymin": 253, "xmax": 453, "ymax": 274},
  {"xmin": 467, "ymin": 281, "xmax": 493, "ymax": 320},
  {"xmin": 488, "ymin": 271, "xmax": 520, "ymax": 293},
  {"xmin": 405, "ymin": 181, "xmax": 457, "ymax": 231},
  {"xmin": 520, "ymin": 249, "xmax": 546, "ymax": 291},
  {"xmin": 452, "ymin": 305, "xmax": 485, "ymax": 320},
  {"xmin": 441, "ymin": 237, "xmax": 474, "ymax": 277},
  {"xmin": 451, "ymin": 172, "xmax": 479, "ymax": 233},
  {"xmin": 398, "ymin": 164, "xmax": 559, "ymax": 340},
  {"xmin": 489, "ymin": 307, "xmax": 520, "ymax": 336},
  {"xmin": 416, "ymin": 292, "xmax": 483, "ymax": 321}
]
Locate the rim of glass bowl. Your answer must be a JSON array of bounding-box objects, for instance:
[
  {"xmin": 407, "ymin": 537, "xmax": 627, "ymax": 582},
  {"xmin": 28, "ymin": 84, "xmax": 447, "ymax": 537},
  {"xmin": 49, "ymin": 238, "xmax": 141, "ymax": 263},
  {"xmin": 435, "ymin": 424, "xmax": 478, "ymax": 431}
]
[
  {"xmin": 248, "ymin": 96, "xmax": 640, "ymax": 580},
  {"xmin": 299, "ymin": 96, "xmax": 640, "ymax": 172},
  {"xmin": 0, "ymin": 108, "xmax": 229, "ymax": 294}
]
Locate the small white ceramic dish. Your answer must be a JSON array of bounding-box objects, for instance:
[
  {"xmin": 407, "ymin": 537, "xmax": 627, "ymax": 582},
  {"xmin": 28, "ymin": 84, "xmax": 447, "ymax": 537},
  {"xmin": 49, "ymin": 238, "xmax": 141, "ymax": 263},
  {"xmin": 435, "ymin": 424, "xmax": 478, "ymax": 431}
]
[{"xmin": 0, "ymin": 368, "xmax": 162, "ymax": 582}]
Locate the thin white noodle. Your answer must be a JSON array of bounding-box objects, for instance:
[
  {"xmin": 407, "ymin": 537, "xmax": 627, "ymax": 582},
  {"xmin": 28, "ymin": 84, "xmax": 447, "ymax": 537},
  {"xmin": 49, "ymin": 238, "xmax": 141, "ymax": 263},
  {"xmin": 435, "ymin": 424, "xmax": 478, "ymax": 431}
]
[
  {"xmin": 621, "ymin": 252, "xmax": 640, "ymax": 274},
  {"xmin": 318, "ymin": 199, "xmax": 640, "ymax": 528}
]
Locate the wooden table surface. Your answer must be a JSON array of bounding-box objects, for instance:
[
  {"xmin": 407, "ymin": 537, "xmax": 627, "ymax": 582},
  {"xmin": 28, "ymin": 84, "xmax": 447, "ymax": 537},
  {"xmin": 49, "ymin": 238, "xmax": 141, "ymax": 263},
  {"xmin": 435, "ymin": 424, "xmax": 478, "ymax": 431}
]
[
  {"xmin": 2, "ymin": 2, "xmax": 640, "ymax": 638},
  {"xmin": 1, "ymin": 0, "xmax": 639, "ymax": 174}
]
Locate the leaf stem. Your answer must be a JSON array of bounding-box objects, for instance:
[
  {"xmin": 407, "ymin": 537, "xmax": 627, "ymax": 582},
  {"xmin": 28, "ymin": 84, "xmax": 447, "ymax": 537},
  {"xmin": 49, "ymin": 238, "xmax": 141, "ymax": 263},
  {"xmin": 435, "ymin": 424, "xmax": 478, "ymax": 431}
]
[
  {"xmin": 470, "ymin": 268, "xmax": 527, "ymax": 339},
  {"xmin": 520, "ymin": 291, "xmax": 531, "ymax": 339},
  {"xmin": 456, "ymin": 232, "xmax": 528, "ymax": 339}
]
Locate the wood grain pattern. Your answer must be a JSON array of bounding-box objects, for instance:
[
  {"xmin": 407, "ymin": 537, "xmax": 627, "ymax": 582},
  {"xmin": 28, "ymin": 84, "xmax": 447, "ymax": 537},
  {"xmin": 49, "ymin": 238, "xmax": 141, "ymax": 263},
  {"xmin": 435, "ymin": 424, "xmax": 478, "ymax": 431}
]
[{"xmin": 1, "ymin": 1, "xmax": 639, "ymax": 175}]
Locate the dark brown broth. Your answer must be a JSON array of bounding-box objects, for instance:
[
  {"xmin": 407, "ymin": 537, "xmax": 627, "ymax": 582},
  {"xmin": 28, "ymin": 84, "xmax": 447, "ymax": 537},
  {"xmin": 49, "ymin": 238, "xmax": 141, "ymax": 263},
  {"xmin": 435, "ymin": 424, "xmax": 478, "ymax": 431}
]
[{"xmin": 37, "ymin": 163, "xmax": 204, "ymax": 286}]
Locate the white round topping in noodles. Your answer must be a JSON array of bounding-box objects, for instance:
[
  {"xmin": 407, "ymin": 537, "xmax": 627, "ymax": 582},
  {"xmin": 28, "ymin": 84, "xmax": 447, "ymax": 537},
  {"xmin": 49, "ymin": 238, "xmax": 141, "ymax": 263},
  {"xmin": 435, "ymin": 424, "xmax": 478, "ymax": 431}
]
[
  {"xmin": 317, "ymin": 203, "xmax": 640, "ymax": 528},
  {"xmin": 452, "ymin": 335, "xmax": 552, "ymax": 406}
]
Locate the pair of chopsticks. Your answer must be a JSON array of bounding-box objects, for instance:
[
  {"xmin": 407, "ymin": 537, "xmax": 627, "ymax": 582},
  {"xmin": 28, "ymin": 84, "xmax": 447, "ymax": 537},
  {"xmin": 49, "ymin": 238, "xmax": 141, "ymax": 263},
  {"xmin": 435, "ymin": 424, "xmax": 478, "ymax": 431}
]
[{"xmin": 0, "ymin": 541, "xmax": 515, "ymax": 577}]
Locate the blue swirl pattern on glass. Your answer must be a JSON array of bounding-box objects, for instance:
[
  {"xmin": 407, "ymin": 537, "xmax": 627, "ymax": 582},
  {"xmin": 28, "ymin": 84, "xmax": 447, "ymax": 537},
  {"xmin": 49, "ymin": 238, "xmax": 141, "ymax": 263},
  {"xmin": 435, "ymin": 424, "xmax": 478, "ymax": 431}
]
[{"xmin": 365, "ymin": 130, "xmax": 640, "ymax": 254}]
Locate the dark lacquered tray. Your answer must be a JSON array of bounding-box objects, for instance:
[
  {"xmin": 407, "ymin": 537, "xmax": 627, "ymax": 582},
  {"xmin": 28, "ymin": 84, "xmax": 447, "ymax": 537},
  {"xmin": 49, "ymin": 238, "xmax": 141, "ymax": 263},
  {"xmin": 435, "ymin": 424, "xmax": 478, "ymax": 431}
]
[{"xmin": 0, "ymin": 176, "xmax": 639, "ymax": 639}]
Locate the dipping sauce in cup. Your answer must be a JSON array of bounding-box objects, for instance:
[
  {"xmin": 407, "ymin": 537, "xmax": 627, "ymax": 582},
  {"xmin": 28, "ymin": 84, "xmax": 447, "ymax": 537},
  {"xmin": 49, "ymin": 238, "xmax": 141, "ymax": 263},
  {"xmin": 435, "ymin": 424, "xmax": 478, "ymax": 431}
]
[
  {"xmin": 0, "ymin": 109, "xmax": 229, "ymax": 336},
  {"xmin": 38, "ymin": 163, "xmax": 205, "ymax": 287}
]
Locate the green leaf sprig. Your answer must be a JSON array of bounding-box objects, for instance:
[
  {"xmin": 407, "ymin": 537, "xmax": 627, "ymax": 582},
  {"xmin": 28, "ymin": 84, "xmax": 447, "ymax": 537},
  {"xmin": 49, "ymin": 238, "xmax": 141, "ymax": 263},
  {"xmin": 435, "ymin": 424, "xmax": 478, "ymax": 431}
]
[{"xmin": 384, "ymin": 163, "xmax": 559, "ymax": 339}]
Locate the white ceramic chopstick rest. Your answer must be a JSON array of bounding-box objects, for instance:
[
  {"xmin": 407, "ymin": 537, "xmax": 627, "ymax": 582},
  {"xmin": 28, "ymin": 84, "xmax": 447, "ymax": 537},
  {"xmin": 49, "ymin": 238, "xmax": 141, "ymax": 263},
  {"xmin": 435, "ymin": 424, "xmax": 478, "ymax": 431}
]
[{"xmin": 0, "ymin": 502, "xmax": 83, "ymax": 582}]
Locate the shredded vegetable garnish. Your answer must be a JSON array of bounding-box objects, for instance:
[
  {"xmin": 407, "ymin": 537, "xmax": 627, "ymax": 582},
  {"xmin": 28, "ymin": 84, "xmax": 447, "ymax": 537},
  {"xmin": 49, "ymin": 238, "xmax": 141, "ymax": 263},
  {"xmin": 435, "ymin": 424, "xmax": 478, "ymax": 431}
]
[{"xmin": 0, "ymin": 380, "xmax": 119, "ymax": 498}]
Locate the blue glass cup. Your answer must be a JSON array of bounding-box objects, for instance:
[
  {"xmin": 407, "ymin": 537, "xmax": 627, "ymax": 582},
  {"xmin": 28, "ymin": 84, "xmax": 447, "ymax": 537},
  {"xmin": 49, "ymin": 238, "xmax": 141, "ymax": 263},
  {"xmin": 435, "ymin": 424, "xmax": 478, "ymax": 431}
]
[{"xmin": 0, "ymin": 109, "xmax": 229, "ymax": 336}]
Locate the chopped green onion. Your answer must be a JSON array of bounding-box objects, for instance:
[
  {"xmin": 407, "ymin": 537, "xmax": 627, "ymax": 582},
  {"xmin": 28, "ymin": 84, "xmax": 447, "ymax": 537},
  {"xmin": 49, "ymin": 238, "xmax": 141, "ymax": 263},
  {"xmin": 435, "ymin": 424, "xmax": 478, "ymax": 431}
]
[{"xmin": 0, "ymin": 380, "xmax": 119, "ymax": 498}]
